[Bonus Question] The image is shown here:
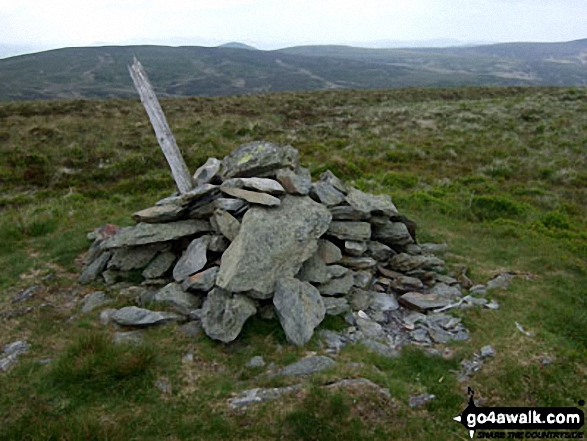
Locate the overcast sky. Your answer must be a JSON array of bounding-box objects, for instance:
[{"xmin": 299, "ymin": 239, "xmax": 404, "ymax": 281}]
[{"xmin": 1, "ymin": 0, "xmax": 585, "ymax": 55}]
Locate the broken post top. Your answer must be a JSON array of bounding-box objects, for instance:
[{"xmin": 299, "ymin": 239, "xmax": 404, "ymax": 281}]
[{"xmin": 128, "ymin": 57, "xmax": 193, "ymax": 195}]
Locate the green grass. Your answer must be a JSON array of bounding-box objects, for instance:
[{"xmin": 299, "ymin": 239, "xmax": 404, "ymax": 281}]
[{"xmin": 0, "ymin": 86, "xmax": 585, "ymax": 439}]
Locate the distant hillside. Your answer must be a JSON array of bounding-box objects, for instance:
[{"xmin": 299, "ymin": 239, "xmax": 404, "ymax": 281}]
[
  {"xmin": 218, "ymin": 42, "xmax": 258, "ymax": 50},
  {"xmin": 0, "ymin": 39, "xmax": 585, "ymax": 101}
]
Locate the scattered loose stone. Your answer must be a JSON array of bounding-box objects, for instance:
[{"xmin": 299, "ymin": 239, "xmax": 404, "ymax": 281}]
[
  {"xmin": 273, "ymin": 278, "xmax": 325, "ymax": 346},
  {"xmin": 228, "ymin": 384, "xmax": 302, "ymax": 410},
  {"xmin": 246, "ymin": 356, "xmax": 266, "ymax": 368},
  {"xmin": 480, "ymin": 345, "xmax": 496, "ymax": 359},
  {"xmin": 409, "ymin": 393, "xmax": 436, "ymax": 409},
  {"xmin": 112, "ymin": 306, "xmax": 183, "ymax": 327},
  {"xmin": 12, "ymin": 285, "xmax": 41, "ymax": 303},
  {"xmin": 469, "ymin": 284, "xmax": 488, "ymax": 295},
  {"xmin": 0, "ymin": 340, "xmax": 29, "ymax": 372},
  {"xmin": 81, "ymin": 291, "xmax": 111, "ymax": 313},
  {"xmin": 487, "ymin": 273, "xmax": 515, "ymax": 291},
  {"xmin": 277, "ymin": 355, "xmax": 336, "ymax": 377}
]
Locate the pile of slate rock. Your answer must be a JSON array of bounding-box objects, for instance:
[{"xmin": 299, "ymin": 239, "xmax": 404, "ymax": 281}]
[{"xmin": 80, "ymin": 141, "xmax": 492, "ymax": 350}]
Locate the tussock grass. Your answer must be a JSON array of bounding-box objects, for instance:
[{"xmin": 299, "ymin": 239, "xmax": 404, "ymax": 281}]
[{"xmin": 0, "ymin": 86, "xmax": 585, "ymax": 439}]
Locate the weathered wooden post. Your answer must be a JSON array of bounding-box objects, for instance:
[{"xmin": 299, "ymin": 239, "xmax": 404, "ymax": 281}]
[{"xmin": 128, "ymin": 57, "xmax": 193, "ymax": 194}]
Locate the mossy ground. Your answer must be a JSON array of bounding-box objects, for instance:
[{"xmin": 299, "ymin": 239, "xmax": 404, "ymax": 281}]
[{"xmin": 0, "ymin": 87, "xmax": 585, "ymax": 440}]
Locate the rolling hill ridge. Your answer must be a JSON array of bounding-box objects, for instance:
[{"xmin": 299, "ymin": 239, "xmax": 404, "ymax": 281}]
[{"xmin": 0, "ymin": 39, "xmax": 585, "ymax": 101}]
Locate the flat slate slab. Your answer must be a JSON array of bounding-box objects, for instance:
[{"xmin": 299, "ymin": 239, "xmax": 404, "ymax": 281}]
[
  {"xmin": 221, "ymin": 141, "xmax": 300, "ymax": 179},
  {"xmin": 100, "ymin": 220, "xmax": 211, "ymax": 249},
  {"xmin": 277, "ymin": 355, "xmax": 336, "ymax": 377},
  {"xmin": 220, "ymin": 187, "xmax": 281, "ymax": 207},
  {"xmin": 112, "ymin": 306, "xmax": 183, "ymax": 327}
]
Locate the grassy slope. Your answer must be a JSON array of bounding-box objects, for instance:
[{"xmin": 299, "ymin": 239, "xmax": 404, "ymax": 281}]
[{"xmin": 0, "ymin": 87, "xmax": 586, "ymax": 440}]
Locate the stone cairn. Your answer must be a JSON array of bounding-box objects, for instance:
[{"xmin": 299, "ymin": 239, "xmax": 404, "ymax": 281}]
[{"xmin": 80, "ymin": 141, "xmax": 482, "ymax": 351}]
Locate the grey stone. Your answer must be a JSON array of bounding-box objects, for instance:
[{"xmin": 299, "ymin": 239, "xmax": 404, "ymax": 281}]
[
  {"xmin": 430, "ymin": 283, "xmax": 462, "ymax": 300},
  {"xmin": 108, "ymin": 245, "xmax": 162, "ymax": 271},
  {"xmin": 317, "ymin": 272, "xmax": 354, "ymax": 296},
  {"xmin": 179, "ymin": 184, "xmax": 221, "ymax": 206},
  {"xmin": 173, "ymin": 236, "xmax": 209, "ymax": 282},
  {"xmin": 410, "ymin": 328, "xmax": 430, "ymax": 342},
  {"xmin": 320, "ymin": 170, "xmax": 348, "ymax": 194},
  {"xmin": 153, "ymin": 282, "xmax": 202, "ymax": 314},
  {"xmin": 323, "ymin": 297, "xmax": 350, "ymax": 316},
  {"xmin": 3, "ymin": 340, "xmax": 29, "ymax": 357},
  {"xmin": 79, "ymin": 251, "xmax": 111, "ymax": 284},
  {"xmin": 366, "ymin": 241, "xmax": 394, "ymax": 261},
  {"xmin": 81, "ymin": 291, "xmax": 111, "ymax": 313},
  {"xmin": 355, "ymin": 312, "xmax": 384, "ymax": 338},
  {"xmin": 372, "ymin": 221, "xmax": 414, "ymax": 248},
  {"xmin": 317, "ymin": 239, "xmax": 342, "ymax": 264},
  {"xmin": 327, "ymin": 221, "xmax": 371, "ymax": 241},
  {"xmin": 113, "ymin": 331, "xmax": 145, "ymax": 345},
  {"xmin": 274, "ymin": 278, "xmax": 325, "ymax": 346},
  {"xmin": 246, "ymin": 356, "xmax": 266, "ymax": 368},
  {"xmin": 297, "ymin": 252, "xmax": 332, "ymax": 284},
  {"xmin": 201, "ymin": 288, "xmax": 257, "ymax": 343},
  {"xmin": 100, "ymin": 220, "xmax": 211, "ymax": 249},
  {"xmin": 329, "ymin": 205, "xmax": 369, "ymax": 221},
  {"xmin": 405, "ymin": 244, "xmax": 423, "ymax": 255},
  {"xmin": 469, "ymin": 284, "xmax": 488, "ymax": 295},
  {"xmin": 360, "ymin": 339, "xmax": 398, "ymax": 358},
  {"xmin": 480, "ymin": 345, "xmax": 496, "ymax": 359},
  {"xmin": 420, "ymin": 243, "xmax": 449, "ymax": 253},
  {"xmin": 214, "ymin": 197, "xmax": 247, "ymax": 213},
  {"xmin": 399, "ymin": 292, "xmax": 452, "ymax": 311},
  {"xmin": 311, "ymin": 182, "xmax": 345, "ymax": 206},
  {"xmin": 278, "ymin": 355, "xmax": 336, "ymax": 377},
  {"xmin": 389, "ymin": 253, "xmax": 445, "ymax": 272},
  {"xmin": 180, "ymin": 321, "xmax": 203, "ymax": 338},
  {"xmin": 220, "ymin": 186, "xmax": 281, "ymax": 207},
  {"xmin": 487, "ymin": 273, "xmax": 514, "ymax": 291},
  {"xmin": 345, "ymin": 188, "xmax": 397, "ymax": 217},
  {"xmin": 155, "ymin": 377, "xmax": 172, "ymax": 395},
  {"xmin": 208, "ymin": 235, "xmax": 229, "ymax": 253},
  {"xmin": 182, "ymin": 267, "xmax": 219, "ymax": 293},
  {"xmin": 228, "ymin": 384, "xmax": 302, "ymax": 409},
  {"xmin": 485, "ymin": 299, "xmax": 500, "ymax": 310},
  {"xmin": 187, "ymin": 202, "xmax": 216, "ymax": 219},
  {"xmin": 212, "ymin": 209, "xmax": 240, "ymax": 241},
  {"xmin": 192, "ymin": 157, "xmax": 221, "ymax": 186},
  {"xmin": 319, "ymin": 329, "xmax": 346, "ymax": 351},
  {"xmin": 100, "ymin": 308, "xmax": 117, "ymax": 325},
  {"xmin": 428, "ymin": 327, "xmax": 452, "ymax": 344},
  {"xmin": 221, "ymin": 141, "xmax": 300, "ymax": 179},
  {"xmin": 349, "ymin": 289, "xmax": 372, "ymax": 311},
  {"xmin": 353, "ymin": 271, "xmax": 374, "ymax": 289},
  {"xmin": 370, "ymin": 292, "xmax": 399, "ymax": 312},
  {"xmin": 345, "ymin": 241, "xmax": 367, "ymax": 256},
  {"xmin": 409, "ymin": 393, "xmax": 436, "ymax": 409},
  {"xmin": 132, "ymin": 204, "xmax": 184, "ymax": 223},
  {"xmin": 328, "ymin": 265, "xmax": 349, "ymax": 278},
  {"xmin": 112, "ymin": 306, "xmax": 183, "ymax": 327},
  {"xmin": 339, "ymin": 256, "xmax": 377, "ymax": 270},
  {"xmin": 216, "ymin": 195, "xmax": 331, "ymax": 297},
  {"xmin": 435, "ymin": 274, "xmax": 460, "ymax": 285},
  {"xmin": 327, "ymin": 378, "xmax": 391, "ymax": 398},
  {"xmin": 276, "ymin": 167, "xmax": 312, "ymax": 195},
  {"xmin": 12, "ymin": 285, "xmax": 41, "ymax": 303},
  {"xmin": 223, "ymin": 177, "xmax": 285, "ymax": 195},
  {"xmin": 142, "ymin": 251, "xmax": 176, "ymax": 279}
]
